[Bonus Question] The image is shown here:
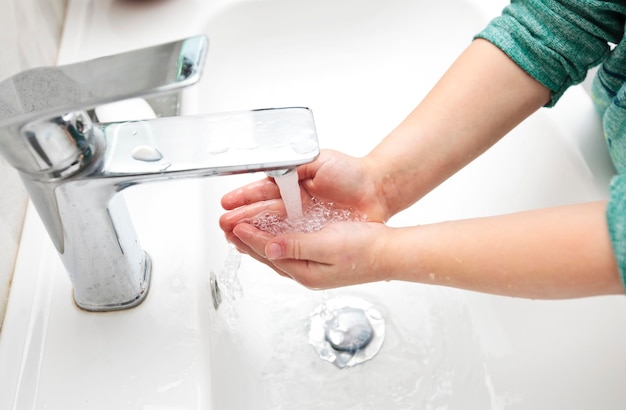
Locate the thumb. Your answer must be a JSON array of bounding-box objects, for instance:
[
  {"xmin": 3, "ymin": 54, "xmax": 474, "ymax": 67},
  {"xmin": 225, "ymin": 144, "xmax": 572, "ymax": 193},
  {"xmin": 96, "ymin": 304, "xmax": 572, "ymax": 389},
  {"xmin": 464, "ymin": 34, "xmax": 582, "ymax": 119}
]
[
  {"xmin": 265, "ymin": 223, "xmax": 355, "ymax": 262},
  {"xmin": 265, "ymin": 241, "xmax": 286, "ymax": 260},
  {"xmin": 265, "ymin": 233, "xmax": 320, "ymax": 261}
]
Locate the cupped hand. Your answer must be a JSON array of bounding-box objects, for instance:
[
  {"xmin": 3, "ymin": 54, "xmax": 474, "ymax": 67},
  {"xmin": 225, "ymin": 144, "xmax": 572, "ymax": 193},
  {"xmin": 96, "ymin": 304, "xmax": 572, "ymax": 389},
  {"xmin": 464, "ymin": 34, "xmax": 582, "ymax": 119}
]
[
  {"xmin": 219, "ymin": 149, "xmax": 393, "ymax": 285},
  {"xmin": 220, "ymin": 149, "xmax": 390, "ymax": 229},
  {"xmin": 220, "ymin": 149, "xmax": 388, "ymax": 257},
  {"xmin": 231, "ymin": 218, "xmax": 392, "ymax": 289}
]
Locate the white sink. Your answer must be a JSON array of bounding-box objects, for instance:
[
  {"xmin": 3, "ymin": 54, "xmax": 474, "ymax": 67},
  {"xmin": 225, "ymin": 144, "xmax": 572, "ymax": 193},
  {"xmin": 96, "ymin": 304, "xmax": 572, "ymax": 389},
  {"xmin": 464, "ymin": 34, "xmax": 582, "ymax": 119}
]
[{"xmin": 3, "ymin": 0, "xmax": 626, "ymax": 409}]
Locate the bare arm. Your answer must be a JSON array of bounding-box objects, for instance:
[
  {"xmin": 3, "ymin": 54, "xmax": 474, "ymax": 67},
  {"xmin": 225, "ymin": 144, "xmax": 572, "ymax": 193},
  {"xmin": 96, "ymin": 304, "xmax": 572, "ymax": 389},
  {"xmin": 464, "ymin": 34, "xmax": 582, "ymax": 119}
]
[
  {"xmin": 224, "ymin": 39, "xmax": 551, "ymax": 222},
  {"xmin": 222, "ymin": 39, "xmax": 624, "ymax": 298},
  {"xmin": 366, "ymin": 39, "xmax": 552, "ymax": 217},
  {"xmin": 379, "ymin": 202, "xmax": 623, "ymax": 298},
  {"xmin": 233, "ymin": 201, "xmax": 623, "ymax": 298}
]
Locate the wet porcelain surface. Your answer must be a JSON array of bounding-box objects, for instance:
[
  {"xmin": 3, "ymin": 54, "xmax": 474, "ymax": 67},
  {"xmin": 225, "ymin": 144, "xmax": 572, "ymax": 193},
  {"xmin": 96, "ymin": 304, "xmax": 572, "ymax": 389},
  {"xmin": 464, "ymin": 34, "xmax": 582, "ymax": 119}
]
[{"xmin": 2, "ymin": 0, "xmax": 626, "ymax": 409}]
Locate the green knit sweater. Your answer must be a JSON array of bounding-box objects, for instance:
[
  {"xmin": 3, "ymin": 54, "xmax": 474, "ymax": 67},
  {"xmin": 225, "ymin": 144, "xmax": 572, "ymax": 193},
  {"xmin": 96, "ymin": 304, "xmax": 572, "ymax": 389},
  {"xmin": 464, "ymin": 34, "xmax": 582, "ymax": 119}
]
[{"xmin": 476, "ymin": 0, "xmax": 626, "ymax": 288}]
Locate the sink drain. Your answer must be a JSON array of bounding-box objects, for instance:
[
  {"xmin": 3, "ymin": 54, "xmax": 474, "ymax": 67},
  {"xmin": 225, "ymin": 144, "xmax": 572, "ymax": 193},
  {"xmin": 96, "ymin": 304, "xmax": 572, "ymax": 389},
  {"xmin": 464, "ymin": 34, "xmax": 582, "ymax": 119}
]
[{"xmin": 309, "ymin": 296, "xmax": 385, "ymax": 369}]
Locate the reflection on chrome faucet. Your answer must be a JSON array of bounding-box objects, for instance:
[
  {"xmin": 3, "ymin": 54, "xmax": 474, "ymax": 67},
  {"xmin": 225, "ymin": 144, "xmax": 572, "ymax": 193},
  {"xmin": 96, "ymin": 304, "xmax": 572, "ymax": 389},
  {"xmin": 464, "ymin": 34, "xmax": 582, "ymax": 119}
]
[{"xmin": 0, "ymin": 35, "xmax": 319, "ymax": 311}]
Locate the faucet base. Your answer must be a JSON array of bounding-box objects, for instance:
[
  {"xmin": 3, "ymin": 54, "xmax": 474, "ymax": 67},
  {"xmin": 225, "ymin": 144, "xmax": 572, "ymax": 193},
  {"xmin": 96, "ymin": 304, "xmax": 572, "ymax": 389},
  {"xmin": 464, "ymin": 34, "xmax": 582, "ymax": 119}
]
[{"xmin": 72, "ymin": 252, "xmax": 152, "ymax": 312}]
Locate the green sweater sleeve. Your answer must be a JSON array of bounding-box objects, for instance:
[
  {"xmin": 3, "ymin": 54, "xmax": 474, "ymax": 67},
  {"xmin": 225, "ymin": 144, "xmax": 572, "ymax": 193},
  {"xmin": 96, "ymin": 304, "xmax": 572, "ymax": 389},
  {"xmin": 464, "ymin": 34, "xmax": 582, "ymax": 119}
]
[
  {"xmin": 608, "ymin": 175, "xmax": 626, "ymax": 288},
  {"xmin": 475, "ymin": 0, "xmax": 624, "ymax": 106}
]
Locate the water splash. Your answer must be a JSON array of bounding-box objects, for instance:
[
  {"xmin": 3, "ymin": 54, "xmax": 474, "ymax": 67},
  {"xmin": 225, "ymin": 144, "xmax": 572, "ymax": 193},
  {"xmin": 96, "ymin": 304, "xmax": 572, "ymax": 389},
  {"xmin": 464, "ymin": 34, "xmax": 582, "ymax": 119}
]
[
  {"xmin": 210, "ymin": 245, "xmax": 243, "ymax": 311},
  {"xmin": 249, "ymin": 198, "xmax": 362, "ymax": 236}
]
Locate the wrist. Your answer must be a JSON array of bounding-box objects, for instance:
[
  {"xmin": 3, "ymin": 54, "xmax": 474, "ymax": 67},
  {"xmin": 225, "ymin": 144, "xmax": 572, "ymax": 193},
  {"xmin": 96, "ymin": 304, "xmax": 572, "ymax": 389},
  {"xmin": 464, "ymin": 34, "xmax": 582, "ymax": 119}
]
[
  {"xmin": 362, "ymin": 153, "xmax": 402, "ymax": 221},
  {"xmin": 373, "ymin": 225, "xmax": 426, "ymax": 283}
]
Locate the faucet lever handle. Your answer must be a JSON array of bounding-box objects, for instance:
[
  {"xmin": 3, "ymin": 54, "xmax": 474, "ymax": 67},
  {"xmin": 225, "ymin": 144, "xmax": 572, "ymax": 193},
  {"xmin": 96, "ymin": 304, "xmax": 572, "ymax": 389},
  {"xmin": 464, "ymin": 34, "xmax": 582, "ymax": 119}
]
[
  {"xmin": 0, "ymin": 35, "xmax": 207, "ymax": 175},
  {"xmin": 0, "ymin": 35, "xmax": 207, "ymax": 129}
]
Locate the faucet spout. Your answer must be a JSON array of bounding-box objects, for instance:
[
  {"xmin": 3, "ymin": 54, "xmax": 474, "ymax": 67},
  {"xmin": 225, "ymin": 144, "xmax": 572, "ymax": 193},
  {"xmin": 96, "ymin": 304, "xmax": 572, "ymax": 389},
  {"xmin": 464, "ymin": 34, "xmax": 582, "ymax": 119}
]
[
  {"xmin": 0, "ymin": 36, "xmax": 320, "ymax": 311},
  {"xmin": 102, "ymin": 107, "xmax": 318, "ymax": 180}
]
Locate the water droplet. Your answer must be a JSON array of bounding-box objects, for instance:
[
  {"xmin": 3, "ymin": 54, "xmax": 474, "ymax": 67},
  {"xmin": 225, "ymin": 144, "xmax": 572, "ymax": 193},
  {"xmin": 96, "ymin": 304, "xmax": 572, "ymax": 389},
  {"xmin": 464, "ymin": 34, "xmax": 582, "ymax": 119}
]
[{"xmin": 131, "ymin": 145, "xmax": 163, "ymax": 162}]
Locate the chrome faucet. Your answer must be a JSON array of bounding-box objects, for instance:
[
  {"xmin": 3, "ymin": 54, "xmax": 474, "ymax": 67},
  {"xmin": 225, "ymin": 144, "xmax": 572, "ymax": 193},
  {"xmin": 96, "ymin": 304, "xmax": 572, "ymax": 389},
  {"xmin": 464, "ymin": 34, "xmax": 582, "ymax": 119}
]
[{"xmin": 0, "ymin": 35, "xmax": 319, "ymax": 311}]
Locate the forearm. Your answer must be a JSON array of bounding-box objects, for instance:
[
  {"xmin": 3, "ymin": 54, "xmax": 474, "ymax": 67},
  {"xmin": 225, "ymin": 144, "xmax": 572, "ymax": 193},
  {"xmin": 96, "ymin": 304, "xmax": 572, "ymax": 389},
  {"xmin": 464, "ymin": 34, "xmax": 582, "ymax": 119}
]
[
  {"xmin": 366, "ymin": 39, "xmax": 551, "ymax": 217},
  {"xmin": 379, "ymin": 202, "xmax": 624, "ymax": 298}
]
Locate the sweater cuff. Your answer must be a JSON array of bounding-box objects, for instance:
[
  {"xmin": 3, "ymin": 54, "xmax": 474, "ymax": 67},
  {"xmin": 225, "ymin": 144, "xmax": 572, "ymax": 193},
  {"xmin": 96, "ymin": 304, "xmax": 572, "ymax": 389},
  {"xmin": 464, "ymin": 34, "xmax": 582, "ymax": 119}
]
[
  {"xmin": 475, "ymin": 0, "xmax": 610, "ymax": 107},
  {"xmin": 607, "ymin": 174, "xmax": 626, "ymax": 290}
]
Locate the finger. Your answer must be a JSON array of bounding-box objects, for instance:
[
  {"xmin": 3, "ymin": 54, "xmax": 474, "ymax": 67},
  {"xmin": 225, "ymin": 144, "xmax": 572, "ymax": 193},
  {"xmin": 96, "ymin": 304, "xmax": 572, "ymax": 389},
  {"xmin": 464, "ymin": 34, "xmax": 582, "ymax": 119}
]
[
  {"xmin": 232, "ymin": 223, "xmax": 277, "ymax": 259},
  {"xmin": 224, "ymin": 231, "xmax": 254, "ymax": 256},
  {"xmin": 219, "ymin": 199, "xmax": 286, "ymax": 232},
  {"xmin": 234, "ymin": 242, "xmax": 293, "ymax": 279},
  {"xmin": 232, "ymin": 223, "xmax": 293, "ymax": 278},
  {"xmin": 221, "ymin": 178, "xmax": 280, "ymax": 210},
  {"xmin": 234, "ymin": 223, "xmax": 341, "ymax": 288},
  {"xmin": 269, "ymin": 258, "xmax": 330, "ymax": 289},
  {"xmin": 265, "ymin": 228, "xmax": 341, "ymax": 263}
]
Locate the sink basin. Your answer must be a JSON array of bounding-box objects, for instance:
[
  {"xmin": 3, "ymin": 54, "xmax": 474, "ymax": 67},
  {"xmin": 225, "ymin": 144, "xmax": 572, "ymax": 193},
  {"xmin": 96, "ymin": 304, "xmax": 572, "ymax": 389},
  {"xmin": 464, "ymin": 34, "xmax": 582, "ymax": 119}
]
[
  {"xmin": 197, "ymin": 1, "xmax": 626, "ymax": 409},
  {"xmin": 2, "ymin": 0, "xmax": 626, "ymax": 409}
]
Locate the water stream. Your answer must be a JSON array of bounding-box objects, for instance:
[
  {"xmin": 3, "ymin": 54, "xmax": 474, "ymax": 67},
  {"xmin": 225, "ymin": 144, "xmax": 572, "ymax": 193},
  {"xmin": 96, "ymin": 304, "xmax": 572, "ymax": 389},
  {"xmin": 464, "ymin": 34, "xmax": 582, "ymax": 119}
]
[{"xmin": 273, "ymin": 170, "xmax": 304, "ymax": 220}]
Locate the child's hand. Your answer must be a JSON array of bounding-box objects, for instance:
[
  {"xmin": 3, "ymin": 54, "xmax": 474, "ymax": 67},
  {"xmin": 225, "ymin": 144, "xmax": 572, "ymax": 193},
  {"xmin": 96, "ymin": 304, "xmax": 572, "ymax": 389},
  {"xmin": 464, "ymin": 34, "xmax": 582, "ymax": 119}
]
[
  {"xmin": 229, "ymin": 219, "xmax": 391, "ymax": 289},
  {"xmin": 220, "ymin": 149, "xmax": 390, "ymax": 256}
]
